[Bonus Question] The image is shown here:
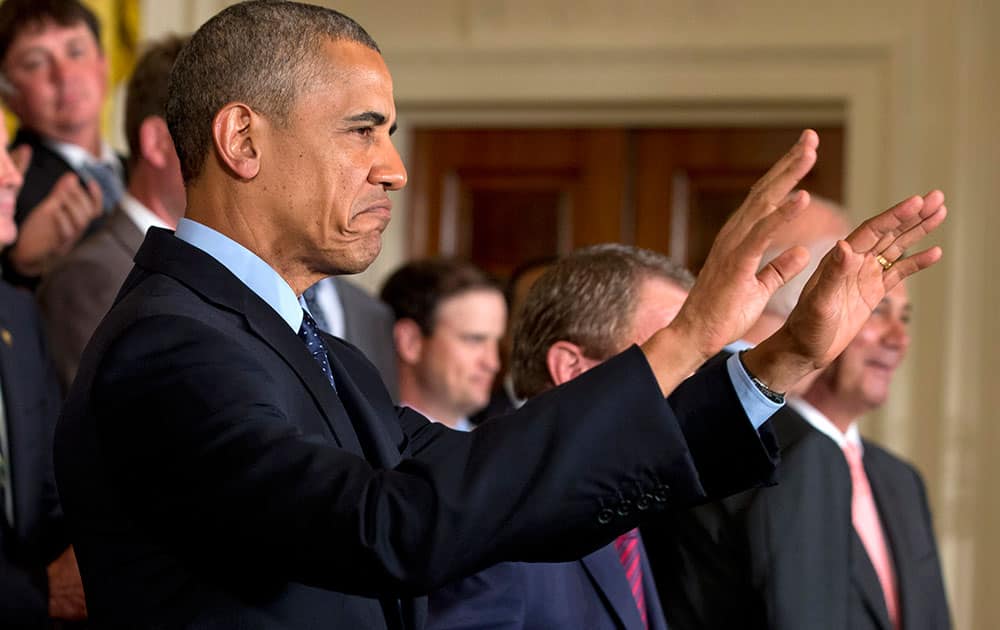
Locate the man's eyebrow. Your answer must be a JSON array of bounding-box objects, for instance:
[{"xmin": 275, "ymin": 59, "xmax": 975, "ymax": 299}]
[{"xmin": 345, "ymin": 111, "xmax": 398, "ymax": 135}]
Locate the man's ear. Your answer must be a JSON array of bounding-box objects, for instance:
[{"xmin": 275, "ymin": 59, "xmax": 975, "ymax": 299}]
[
  {"xmin": 211, "ymin": 102, "xmax": 260, "ymax": 180},
  {"xmin": 138, "ymin": 116, "xmax": 173, "ymax": 169},
  {"xmin": 546, "ymin": 340, "xmax": 597, "ymax": 387},
  {"xmin": 393, "ymin": 319, "xmax": 424, "ymax": 366}
]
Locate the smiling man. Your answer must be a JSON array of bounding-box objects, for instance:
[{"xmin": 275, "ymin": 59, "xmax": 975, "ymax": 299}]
[
  {"xmin": 381, "ymin": 259, "xmax": 506, "ymax": 431},
  {"xmin": 653, "ymin": 281, "xmax": 951, "ymax": 630},
  {"xmin": 51, "ymin": 2, "xmax": 948, "ymax": 628}
]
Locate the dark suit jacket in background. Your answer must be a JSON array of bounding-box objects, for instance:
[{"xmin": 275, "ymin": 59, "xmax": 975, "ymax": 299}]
[
  {"xmin": 54, "ymin": 228, "xmax": 779, "ymax": 629},
  {"xmin": 0, "ymin": 280, "xmax": 66, "ymax": 628},
  {"xmin": 38, "ymin": 208, "xmax": 144, "ymax": 391},
  {"xmin": 331, "ymin": 276, "xmax": 399, "ymax": 398},
  {"xmin": 643, "ymin": 406, "xmax": 951, "ymax": 630},
  {"xmin": 4, "ymin": 128, "xmax": 125, "ymax": 289},
  {"xmin": 428, "ymin": 536, "xmax": 667, "ymax": 630}
]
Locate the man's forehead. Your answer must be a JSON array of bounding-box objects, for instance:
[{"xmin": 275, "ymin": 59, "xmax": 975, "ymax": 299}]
[
  {"xmin": 310, "ymin": 39, "xmax": 395, "ymax": 115},
  {"xmin": 9, "ymin": 19, "xmax": 95, "ymax": 48}
]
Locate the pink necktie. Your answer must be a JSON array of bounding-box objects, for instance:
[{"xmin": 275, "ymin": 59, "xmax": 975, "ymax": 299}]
[
  {"xmin": 843, "ymin": 441, "xmax": 900, "ymax": 629},
  {"xmin": 614, "ymin": 528, "xmax": 649, "ymax": 629}
]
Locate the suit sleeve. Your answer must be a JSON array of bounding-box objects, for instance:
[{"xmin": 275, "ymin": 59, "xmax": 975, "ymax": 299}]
[{"xmin": 92, "ymin": 317, "xmax": 776, "ymax": 598}]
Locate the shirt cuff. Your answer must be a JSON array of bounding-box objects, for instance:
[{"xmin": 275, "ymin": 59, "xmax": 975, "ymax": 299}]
[{"xmin": 726, "ymin": 351, "xmax": 783, "ymax": 431}]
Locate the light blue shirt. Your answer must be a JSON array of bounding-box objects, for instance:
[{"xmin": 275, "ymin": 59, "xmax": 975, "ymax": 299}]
[
  {"xmin": 175, "ymin": 218, "xmax": 780, "ymax": 430},
  {"xmin": 175, "ymin": 218, "xmax": 304, "ymax": 331}
]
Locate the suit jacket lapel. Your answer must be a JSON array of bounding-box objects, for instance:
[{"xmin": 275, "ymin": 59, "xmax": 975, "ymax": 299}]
[
  {"xmin": 580, "ymin": 543, "xmax": 646, "ymax": 630},
  {"xmin": 865, "ymin": 448, "xmax": 914, "ymax": 628},
  {"xmin": 323, "ymin": 340, "xmax": 400, "ymax": 470},
  {"xmin": 132, "ymin": 229, "xmax": 366, "ymax": 457},
  {"xmin": 107, "ymin": 208, "xmax": 145, "ymax": 256}
]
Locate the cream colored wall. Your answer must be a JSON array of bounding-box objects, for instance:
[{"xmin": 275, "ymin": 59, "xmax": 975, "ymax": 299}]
[{"xmin": 144, "ymin": 1, "xmax": 999, "ymax": 626}]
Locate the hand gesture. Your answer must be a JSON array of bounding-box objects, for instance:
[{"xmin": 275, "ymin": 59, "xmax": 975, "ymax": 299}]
[
  {"xmin": 669, "ymin": 130, "xmax": 820, "ymax": 357},
  {"xmin": 7, "ymin": 155, "xmax": 103, "ymax": 277},
  {"xmin": 744, "ymin": 191, "xmax": 946, "ymax": 392},
  {"xmin": 641, "ymin": 130, "xmax": 820, "ymax": 393}
]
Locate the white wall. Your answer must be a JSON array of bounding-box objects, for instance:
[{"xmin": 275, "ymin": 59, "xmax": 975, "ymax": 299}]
[{"xmin": 144, "ymin": 1, "xmax": 1000, "ymax": 626}]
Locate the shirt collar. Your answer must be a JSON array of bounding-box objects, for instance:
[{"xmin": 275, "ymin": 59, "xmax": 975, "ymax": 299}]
[
  {"xmin": 174, "ymin": 218, "xmax": 303, "ymax": 331},
  {"xmin": 119, "ymin": 192, "xmax": 171, "ymax": 234},
  {"xmin": 44, "ymin": 138, "xmax": 123, "ymax": 180},
  {"xmin": 787, "ymin": 397, "xmax": 863, "ymax": 453}
]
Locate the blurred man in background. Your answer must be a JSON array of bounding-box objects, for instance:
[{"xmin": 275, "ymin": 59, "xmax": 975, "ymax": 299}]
[
  {"xmin": 0, "ymin": 0, "xmax": 117, "ymax": 288},
  {"xmin": 38, "ymin": 34, "xmax": 187, "ymax": 390},
  {"xmin": 381, "ymin": 258, "xmax": 506, "ymax": 430}
]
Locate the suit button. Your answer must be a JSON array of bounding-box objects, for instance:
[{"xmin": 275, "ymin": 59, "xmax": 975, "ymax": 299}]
[
  {"xmin": 598, "ymin": 508, "xmax": 614, "ymax": 524},
  {"xmin": 617, "ymin": 500, "xmax": 633, "ymax": 517},
  {"xmin": 636, "ymin": 494, "xmax": 652, "ymax": 511},
  {"xmin": 654, "ymin": 484, "xmax": 671, "ymax": 502}
]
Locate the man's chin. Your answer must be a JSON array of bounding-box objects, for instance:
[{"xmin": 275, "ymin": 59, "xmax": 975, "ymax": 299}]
[{"xmin": 321, "ymin": 235, "xmax": 382, "ymax": 276}]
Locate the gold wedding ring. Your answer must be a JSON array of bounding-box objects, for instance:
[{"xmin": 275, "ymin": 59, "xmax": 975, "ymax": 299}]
[{"xmin": 875, "ymin": 254, "xmax": 893, "ymax": 271}]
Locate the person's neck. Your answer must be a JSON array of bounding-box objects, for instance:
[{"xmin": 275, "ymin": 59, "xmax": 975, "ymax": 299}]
[
  {"xmin": 128, "ymin": 167, "xmax": 182, "ymax": 229},
  {"xmin": 45, "ymin": 124, "xmax": 103, "ymax": 158},
  {"xmin": 801, "ymin": 385, "xmax": 862, "ymax": 435},
  {"xmin": 398, "ymin": 376, "xmax": 463, "ymax": 429},
  {"xmin": 185, "ymin": 187, "xmax": 321, "ymax": 295}
]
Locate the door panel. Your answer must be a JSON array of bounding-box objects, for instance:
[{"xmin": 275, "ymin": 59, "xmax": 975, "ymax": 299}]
[{"xmin": 409, "ymin": 126, "xmax": 844, "ymax": 280}]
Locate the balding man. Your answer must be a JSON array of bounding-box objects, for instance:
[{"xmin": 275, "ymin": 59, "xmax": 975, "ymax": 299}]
[{"xmin": 648, "ymin": 200, "xmax": 951, "ymax": 630}]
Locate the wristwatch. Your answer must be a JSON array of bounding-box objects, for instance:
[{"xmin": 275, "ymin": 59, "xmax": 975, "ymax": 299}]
[{"xmin": 738, "ymin": 349, "xmax": 786, "ymax": 405}]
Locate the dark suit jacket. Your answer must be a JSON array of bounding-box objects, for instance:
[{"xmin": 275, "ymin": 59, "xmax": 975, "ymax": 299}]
[
  {"xmin": 3, "ymin": 128, "xmax": 125, "ymax": 288},
  {"xmin": 428, "ymin": 534, "xmax": 667, "ymax": 630},
  {"xmin": 330, "ymin": 277, "xmax": 400, "ymax": 399},
  {"xmin": 644, "ymin": 405, "xmax": 951, "ymax": 630},
  {"xmin": 54, "ymin": 228, "xmax": 778, "ymax": 629},
  {"xmin": 38, "ymin": 208, "xmax": 144, "ymax": 390},
  {"xmin": 0, "ymin": 280, "xmax": 66, "ymax": 627}
]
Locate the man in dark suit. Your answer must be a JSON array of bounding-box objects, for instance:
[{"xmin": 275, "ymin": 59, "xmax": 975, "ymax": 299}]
[
  {"xmin": 650, "ymin": 282, "xmax": 951, "ymax": 630},
  {"xmin": 0, "ymin": 114, "xmax": 85, "ymax": 627},
  {"xmin": 428, "ymin": 245, "xmax": 693, "ymax": 630},
  {"xmin": 382, "ymin": 259, "xmax": 506, "ymax": 431},
  {"xmin": 38, "ymin": 34, "xmax": 187, "ymax": 390},
  {"xmin": 52, "ymin": 2, "xmax": 947, "ymax": 628},
  {"xmin": 0, "ymin": 0, "xmax": 117, "ymax": 288},
  {"xmin": 302, "ymin": 276, "xmax": 401, "ymax": 397}
]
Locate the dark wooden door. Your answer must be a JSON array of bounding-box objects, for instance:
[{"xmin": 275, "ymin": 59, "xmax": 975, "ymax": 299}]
[
  {"xmin": 634, "ymin": 127, "xmax": 844, "ymax": 272},
  {"xmin": 408, "ymin": 126, "xmax": 844, "ymax": 280}
]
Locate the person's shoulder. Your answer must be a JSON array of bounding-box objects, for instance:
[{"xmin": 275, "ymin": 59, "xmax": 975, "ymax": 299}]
[{"xmin": 333, "ymin": 277, "xmax": 391, "ymax": 315}]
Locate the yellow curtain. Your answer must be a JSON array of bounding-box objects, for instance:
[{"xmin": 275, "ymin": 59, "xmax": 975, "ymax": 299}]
[{"xmin": 4, "ymin": 0, "xmax": 141, "ymax": 145}]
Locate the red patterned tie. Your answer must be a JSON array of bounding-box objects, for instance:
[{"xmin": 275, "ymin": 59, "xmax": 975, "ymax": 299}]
[
  {"xmin": 843, "ymin": 441, "xmax": 899, "ymax": 629},
  {"xmin": 614, "ymin": 528, "xmax": 649, "ymax": 629}
]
